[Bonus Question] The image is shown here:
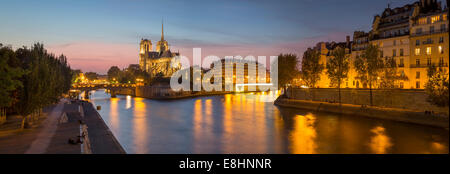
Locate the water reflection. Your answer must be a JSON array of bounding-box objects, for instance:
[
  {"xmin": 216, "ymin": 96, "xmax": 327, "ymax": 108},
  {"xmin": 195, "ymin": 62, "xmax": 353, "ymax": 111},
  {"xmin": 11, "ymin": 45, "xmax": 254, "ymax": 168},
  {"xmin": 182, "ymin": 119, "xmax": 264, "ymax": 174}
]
[
  {"xmin": 133, "ymin": 97, "xmax": 148, "ymax": 153},
  {"xmin": 369, "ymin": 126, "xmax": 392, "ymax": 154},
  {"xmin": 289, "ymin": 114, "xmax": 317, "ymax": 154},
  {"xmin": 90, "ymin": 89, "xmax": 449, "ymax": 154}
]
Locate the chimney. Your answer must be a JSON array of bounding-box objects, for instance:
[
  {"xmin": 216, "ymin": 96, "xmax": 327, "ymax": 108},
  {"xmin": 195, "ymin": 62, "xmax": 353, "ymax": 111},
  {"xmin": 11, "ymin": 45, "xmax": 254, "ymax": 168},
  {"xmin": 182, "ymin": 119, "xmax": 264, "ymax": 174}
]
[{"xmin": 346, "ymin": 36, "xmax": 350, "ymax": 47}]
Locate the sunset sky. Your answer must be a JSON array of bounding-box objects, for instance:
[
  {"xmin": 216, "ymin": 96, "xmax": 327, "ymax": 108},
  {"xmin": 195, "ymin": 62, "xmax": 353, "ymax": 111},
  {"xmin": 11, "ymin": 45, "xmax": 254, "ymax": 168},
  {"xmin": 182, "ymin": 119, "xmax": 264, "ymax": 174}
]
[{"xmin": 0, "ymin": 0, "xmax": 430, "ymax": 74}]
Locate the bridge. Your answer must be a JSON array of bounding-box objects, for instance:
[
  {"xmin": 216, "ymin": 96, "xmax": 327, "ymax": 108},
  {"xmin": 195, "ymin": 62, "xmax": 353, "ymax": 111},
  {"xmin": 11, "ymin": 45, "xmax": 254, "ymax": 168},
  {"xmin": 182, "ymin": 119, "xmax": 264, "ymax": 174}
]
[{"xmin": 71, "ymin": 84, "xmax": 137, "ymax": 99}]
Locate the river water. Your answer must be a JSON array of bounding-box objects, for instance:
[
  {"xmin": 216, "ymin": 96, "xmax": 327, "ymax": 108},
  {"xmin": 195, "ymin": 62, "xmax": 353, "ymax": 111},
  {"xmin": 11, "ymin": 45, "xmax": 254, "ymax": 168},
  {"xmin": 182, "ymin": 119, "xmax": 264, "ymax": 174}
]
[{"xmin": 88, "ymin": 89, "xmax": 448, "ymax": 154}]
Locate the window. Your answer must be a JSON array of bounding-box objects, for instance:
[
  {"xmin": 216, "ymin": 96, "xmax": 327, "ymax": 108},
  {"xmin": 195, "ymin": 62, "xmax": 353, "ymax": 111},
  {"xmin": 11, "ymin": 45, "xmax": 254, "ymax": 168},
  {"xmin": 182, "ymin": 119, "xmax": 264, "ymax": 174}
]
[
  {"xmin": 416, "ymin": 40, "xmax": 420, "ymax": 45},
  {"xmin": 400, "ymin": 82, "xmax": 404, "ymax": 88},
  {"xmin": 380, "ymin": 51, "xmax": 383, "ymax": 58},
  {"xmin": 416, "ymin": 81, "xmax": 420, "ymax": 89},
  {"xmin": 431, "ymin": 15, "xmax": 440, "ymax": 23},
  {"xmin": 427, "ymin": 58, "xmax": 431, "ymax": 66},
  {"xmin": 400, "ymin": 49, "xmax": 404, "ymax": 56},
  {"xmin": 416, "ymin": 59, "xmax": 420, "ymax": 66},
  {"xmin": 399, "ymin": 58, "xmax": 404, "ymax": 67},
  {"xmin": 416, "ymin": 72, "xmax": 420, "ymax": 79},
  {"xmin": 439, "ymin": 57, "xmax": 444, "ymax": 66},
  {"xmin": 416, "ymin": 28, "xmax": 422, "ymax": 34},
  {"xmin": 393, "ymin": 40, "xmax": 396, "ymax": 46},
  {"xmin": 393, "ymin": 49, "xmax": 396, "ymax": 57},
  {"xmin": 426, "ymin": 47, "xmax": 431, "ymax": 55},
  {"xmin": 426, "ymin": 38, "xmax": 432, "ymax": 44},
  {"xmin": 430, "ymin": 26, "xmax": 435, "ymax": 33},
  {"xmin": 438, "ymin": 46, "xmax": 443, "ymax": 54},
  {"xmin": 415, "ymin": 48, "xmax": 420, "ymax": 55},
  {"xmin": 441, "ymin": 24, "xmax": 446, "ymax": 32},
  {"xmin": 439, "ymin": 37, "xmax": 444, "ymax": 43}
]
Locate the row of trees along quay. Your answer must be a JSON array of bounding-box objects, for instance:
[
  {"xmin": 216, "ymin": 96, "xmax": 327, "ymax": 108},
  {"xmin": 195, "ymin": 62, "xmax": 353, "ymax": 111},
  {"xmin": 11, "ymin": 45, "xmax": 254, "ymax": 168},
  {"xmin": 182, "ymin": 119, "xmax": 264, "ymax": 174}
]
[
  {"xmin": 0, "ymin": 43, "xmax": 72, "ymax": 128},
  {"xmin": 279, "ymin": 44, "xmax": 449, "ymax": 107}
]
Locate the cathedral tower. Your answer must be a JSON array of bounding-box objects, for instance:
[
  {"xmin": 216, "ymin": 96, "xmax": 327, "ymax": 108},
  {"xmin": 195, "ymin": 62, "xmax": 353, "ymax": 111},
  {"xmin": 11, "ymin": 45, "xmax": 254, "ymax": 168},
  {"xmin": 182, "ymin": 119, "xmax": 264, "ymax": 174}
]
[
  {"xmin": 156, "ymin": 21, "xmax": 169, "ymax": 52},
  {"xmin": 139, "ymin": 39, "xmax": 152, "ymax": 70}
]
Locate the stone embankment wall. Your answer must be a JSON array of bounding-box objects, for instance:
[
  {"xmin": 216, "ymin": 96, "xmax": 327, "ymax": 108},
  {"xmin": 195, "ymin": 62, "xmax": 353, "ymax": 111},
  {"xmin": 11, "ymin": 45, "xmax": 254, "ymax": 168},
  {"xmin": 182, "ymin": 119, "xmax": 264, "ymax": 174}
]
[{"xmin": 286, "ymin": 88, "xmax": 449, "ymax": 115}]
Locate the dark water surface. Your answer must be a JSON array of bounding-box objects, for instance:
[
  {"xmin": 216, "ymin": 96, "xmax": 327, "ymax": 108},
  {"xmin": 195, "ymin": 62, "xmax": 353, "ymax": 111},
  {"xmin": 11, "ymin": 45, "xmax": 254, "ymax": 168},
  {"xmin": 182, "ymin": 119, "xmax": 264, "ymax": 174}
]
[{"xmin": 88, "ymin": 89, "xmax": 448, "ymax": 154}]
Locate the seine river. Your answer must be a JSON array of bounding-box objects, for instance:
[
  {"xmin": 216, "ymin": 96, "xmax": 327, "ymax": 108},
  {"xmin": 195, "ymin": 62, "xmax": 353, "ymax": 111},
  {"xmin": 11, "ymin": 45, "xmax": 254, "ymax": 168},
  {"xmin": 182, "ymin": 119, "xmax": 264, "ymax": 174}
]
[{"xmin": 89, "ymin": 89, "xmax": 448, "ymax": 154}]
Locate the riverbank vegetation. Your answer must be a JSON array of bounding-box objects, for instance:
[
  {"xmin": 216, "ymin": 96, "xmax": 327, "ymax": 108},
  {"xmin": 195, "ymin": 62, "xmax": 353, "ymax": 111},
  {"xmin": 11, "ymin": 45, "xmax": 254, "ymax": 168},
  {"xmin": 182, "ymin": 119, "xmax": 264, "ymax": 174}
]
[
  {"xmin": 276, "ymin": 53, "xmax": 300, "ymax": 92},
  {"xmin": 0, "ymin": 43, "xmax": 72, "ymax": 128},
  {"xmin": 107, "ymin": 64, "xmax": 150, "ymax": 84},
  {"xmin": 425, "ymin": 66, "xmax": 449, "ymax": 107}
]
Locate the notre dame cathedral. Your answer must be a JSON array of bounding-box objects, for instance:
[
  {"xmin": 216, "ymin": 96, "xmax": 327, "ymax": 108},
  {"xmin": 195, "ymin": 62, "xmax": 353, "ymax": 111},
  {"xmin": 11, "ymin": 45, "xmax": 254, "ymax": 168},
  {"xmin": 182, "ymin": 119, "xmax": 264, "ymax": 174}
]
[{"xmin": 139, "ymin": 22, "xmax": 181, "ymax": 77}]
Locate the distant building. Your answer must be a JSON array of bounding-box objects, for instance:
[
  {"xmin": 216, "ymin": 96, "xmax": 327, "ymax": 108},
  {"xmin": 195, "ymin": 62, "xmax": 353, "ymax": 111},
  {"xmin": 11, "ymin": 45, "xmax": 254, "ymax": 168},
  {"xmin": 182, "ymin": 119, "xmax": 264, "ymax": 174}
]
[
  {"xmin": 315, "ymin": 36, "xmax": 352, "ymax": 88},
  {"xmin": 210, "ymin": 58, "xmax": 270, "ymax": 91},
  {"xmin": 139, "ymin": 22, "xmax": 181, "ymax": 78}
]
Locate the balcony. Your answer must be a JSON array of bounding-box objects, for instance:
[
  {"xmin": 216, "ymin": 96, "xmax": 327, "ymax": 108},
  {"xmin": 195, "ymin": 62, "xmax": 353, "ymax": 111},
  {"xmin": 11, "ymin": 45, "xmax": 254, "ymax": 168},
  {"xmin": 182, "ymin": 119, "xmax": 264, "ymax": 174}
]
[
  {"xmin": 410, "ymin": 63, "xmax": 448, "ymax": 68},
  {"xmin": 411, "ymin": 28, "xmax": 449, "ymax": 37}
]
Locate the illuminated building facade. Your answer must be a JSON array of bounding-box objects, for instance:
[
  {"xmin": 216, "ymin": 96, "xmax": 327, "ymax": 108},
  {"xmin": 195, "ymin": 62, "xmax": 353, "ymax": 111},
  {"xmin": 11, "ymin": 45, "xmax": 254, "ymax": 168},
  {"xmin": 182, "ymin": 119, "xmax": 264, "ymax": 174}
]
[
  {"xmin": 139, "ymin": 23, "xmax": 181, "ymax": 78},
  {"xmin": 409, "ymin": 10, "xmax": 448, "ymax": 89},
  {"xmin": 309, "ymin": 0, "xmax": 448, "ymax": 89}
]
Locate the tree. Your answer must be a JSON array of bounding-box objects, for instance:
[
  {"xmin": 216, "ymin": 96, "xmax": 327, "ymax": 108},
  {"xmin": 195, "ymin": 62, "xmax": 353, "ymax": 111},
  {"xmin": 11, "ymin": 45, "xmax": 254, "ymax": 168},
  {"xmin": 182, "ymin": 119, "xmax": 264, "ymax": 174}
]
[
  {"xmin": 71, "ymin": 69, "xmax": 82, "ymax": 83},
  {"xmin": 0, "ymin": 45, "xmax": 25, "ymax": 124},
  {"xmin": 275, "ymin": 53, "xmax": 300, "ymax": 92},
  {"xmin": 107, "ymin": 66, "xmax": 121, "ymax": 82},
  {"xmin": 326, "ymin": 47, "xmax": 349, "ymax": 104},
  {"xmin": 84, "ymin": 72, "xmax": 98, "ymax": 81},
  {"xmin": 354, "ymin": 44, "xmax": 384, "ymax": 106},
  {"xmin": 379, "ymin": 56, "xmax": 408, "ymax": 89},
  {"xmin": 300, "ymin": 48, "xmax": 324, "ymax": 88},
  {"xmin": 12, "ymin": 43, "xmax": 73, "ymax": 128},
  {"xmin": 425, "ymin": 66, "xmax": 449, "ymax": 107}
]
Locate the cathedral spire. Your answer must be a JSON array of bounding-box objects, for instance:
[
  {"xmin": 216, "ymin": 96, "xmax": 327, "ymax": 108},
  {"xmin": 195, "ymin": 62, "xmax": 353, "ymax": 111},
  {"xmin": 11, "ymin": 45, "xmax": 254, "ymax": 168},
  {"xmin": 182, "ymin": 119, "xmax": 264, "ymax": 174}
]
[{"xmin": 161, "ymin": 20, "xmax": 164, "ymax": 41}]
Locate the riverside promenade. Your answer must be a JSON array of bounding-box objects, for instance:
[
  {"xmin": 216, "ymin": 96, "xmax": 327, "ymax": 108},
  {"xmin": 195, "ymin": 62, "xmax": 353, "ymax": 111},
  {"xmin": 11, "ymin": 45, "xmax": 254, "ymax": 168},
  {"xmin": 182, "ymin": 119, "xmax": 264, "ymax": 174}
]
[{"xmin": 0, "ymin": 99, "xmax": 125, "ymax": 154}]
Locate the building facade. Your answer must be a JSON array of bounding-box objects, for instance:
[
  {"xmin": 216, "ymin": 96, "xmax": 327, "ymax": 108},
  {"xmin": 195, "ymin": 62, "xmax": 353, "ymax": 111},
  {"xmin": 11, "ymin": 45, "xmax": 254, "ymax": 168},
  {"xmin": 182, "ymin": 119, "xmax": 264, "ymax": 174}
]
[
  {"xmin": 409, "ymin": 10, "xmax": 448, "ymax": 89},
  {"xmin": 308, "ymin": 0, "xmax": 448, "ymax": 89},
  {"xmin": 139, "ymin": 23, "xmax": 181, "ymax": 78}
]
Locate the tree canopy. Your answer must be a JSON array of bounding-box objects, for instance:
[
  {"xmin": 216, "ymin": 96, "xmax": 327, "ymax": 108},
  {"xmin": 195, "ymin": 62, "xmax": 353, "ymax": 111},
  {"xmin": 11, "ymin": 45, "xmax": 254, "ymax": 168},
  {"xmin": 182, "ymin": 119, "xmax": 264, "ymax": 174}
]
[
  {"xmin": 300, "ymin": 48, "xmax": 323, "ymax": 88},
  {"xmin": 275, "ymin": 53, "xmax": 300, "ymax": 90},
  {"xmin": 0, "ymin": 43, "xmax": 72, "ymax": 119}
]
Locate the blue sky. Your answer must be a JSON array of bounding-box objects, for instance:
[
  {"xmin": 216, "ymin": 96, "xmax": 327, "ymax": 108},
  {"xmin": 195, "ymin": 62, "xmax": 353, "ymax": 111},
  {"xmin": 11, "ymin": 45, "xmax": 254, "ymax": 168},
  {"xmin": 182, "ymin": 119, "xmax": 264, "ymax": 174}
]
[{"xmin": 0, "ymin": 0, "xmax": 434, "ymax": 73}]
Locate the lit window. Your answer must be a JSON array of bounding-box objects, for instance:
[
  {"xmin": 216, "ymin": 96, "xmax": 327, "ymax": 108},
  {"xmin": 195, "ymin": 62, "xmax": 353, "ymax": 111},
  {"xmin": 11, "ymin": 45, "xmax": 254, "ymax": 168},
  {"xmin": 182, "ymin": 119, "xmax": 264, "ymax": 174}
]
[
  {"xmin": 439, "ymin": 46, "xmax": 443, "ymax": 54},
  {"xmin": 431, "ymin": 15, "xmax": 440, "ymax": 23},
  {"xmin": 416, "ymin": 81, "xmax": 420, "ymax": 89},
  {"xmin": 415, "ymin": 48, "xmax": 420, "ymax": 55},
  {"xmin": 426, "ymin": 47, "xmax": 431, "ymax": 55}
]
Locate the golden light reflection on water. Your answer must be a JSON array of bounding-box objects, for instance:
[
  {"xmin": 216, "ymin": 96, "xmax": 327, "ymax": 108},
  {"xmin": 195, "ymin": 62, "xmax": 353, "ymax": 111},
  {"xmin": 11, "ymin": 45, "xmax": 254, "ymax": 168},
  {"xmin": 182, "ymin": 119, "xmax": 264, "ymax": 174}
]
[
  {"xmin": 126, "ymin": 95, "xmax": 132, "ymax": 109},
  {"xmin": 133, "ymin": 97, "xmax": 148, "ymax": 153},
  {"xmin": 91, "ymin": 90, "xmax": 448, "ymax": 154},
  {"xmin": 369, "ymin": 126, "xmax": 393, "ymax": 154},
  {"xmin": 223, "ymin": 94, "xmax": 233, "ymax": 152},
  {"xmin": 109, "ymin": 98, "xmax": 119, "ymax": 131},
  {"xmin": 289, "ymin": 113, "xmax": 318, "ymax": 154},
  {"xmin": 193, "ymin": 99, "xmax": 203, "ymax": 152}
]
